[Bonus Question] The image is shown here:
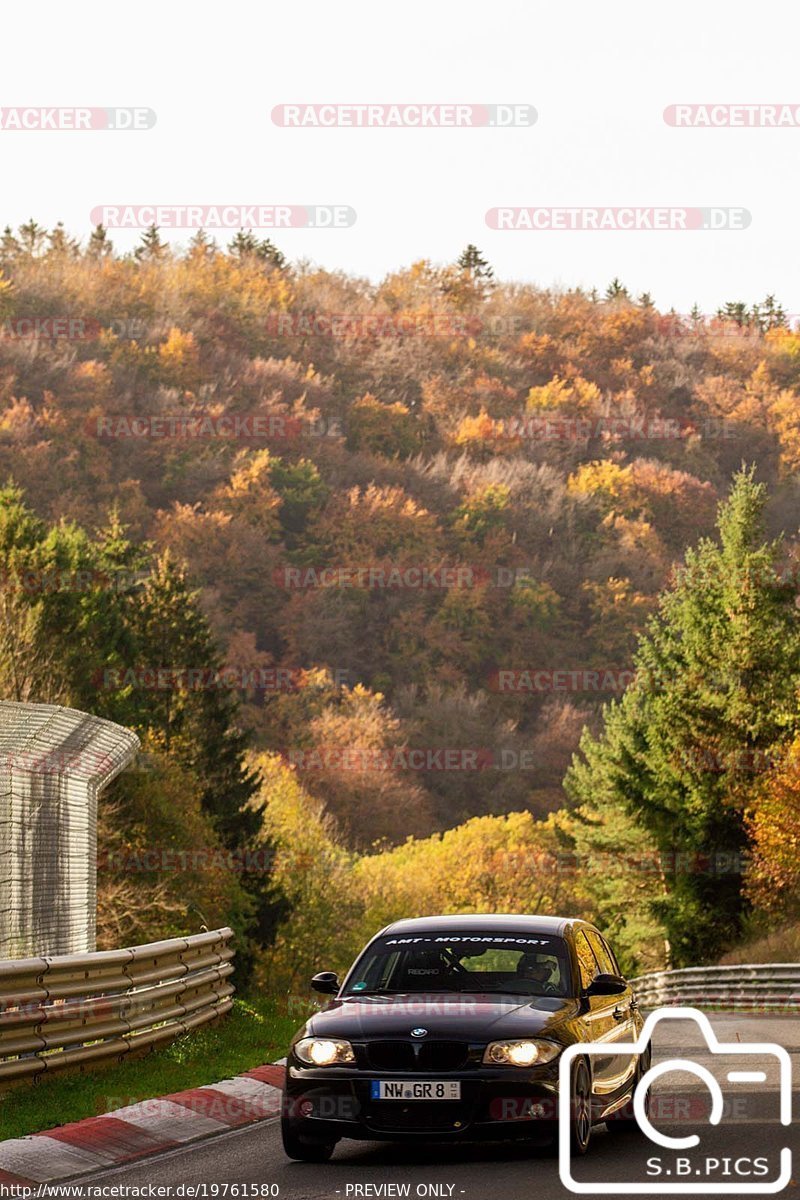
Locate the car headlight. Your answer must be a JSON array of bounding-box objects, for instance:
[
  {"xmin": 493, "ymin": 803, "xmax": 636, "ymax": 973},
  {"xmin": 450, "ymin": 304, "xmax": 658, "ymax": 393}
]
[
  {"xmin": 483, "ymin": 1039, "xmax": 561, "ymax": 1066},
  {"xmin": 294, "ymin": 1037, "xmax": 356, "ymax": 1066}
]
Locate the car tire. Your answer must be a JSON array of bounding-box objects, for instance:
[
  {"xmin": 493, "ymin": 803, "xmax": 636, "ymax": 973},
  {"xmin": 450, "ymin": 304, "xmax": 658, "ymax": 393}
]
[
  {"xmin": 281, "ymin": 1113, "xmax": 337, "ymax": 1162},
  {"xmin": 540, "ymin": 1058, "xmax": 593, "ymax": 1157},
  {"xmin": 570, "ymin": 1059, "xmax": 593, "ymax": 1156}
]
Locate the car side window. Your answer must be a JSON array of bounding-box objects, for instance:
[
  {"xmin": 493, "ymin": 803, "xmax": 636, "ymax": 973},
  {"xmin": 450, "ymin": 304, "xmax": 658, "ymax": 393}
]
[
  {"xmin": 586, "ymin": 931, "xmax": 618, "ymax": 977},
  {"xmin": 604, "ymin": 937, "xmax": 623, "ymax": 976},
  {"xmin": 352, "ymin": 949, "xmax": 400, "ymax": 989},
  {"xmin": 575, "ymin": 931, "xmax": 601, "ymax": 990}
]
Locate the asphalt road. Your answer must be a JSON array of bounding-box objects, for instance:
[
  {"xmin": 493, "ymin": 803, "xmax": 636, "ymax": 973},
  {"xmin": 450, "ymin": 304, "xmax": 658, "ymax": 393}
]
[{"xmin": 71, "ymin": 1016, "xmax": 800, "ymax": 1200}]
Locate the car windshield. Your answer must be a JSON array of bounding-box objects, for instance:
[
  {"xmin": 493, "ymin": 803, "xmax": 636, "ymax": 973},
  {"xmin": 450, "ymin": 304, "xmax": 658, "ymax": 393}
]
[{"xmin": 342, "ymin": 932, "xmax": 572, "ymax": 997}]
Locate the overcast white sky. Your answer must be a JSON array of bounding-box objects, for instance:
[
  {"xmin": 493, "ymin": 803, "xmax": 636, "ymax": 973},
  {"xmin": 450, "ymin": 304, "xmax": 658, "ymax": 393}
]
[{"xmin": 3, "ymin": 0, "xmax": 799, "ymax": 313}]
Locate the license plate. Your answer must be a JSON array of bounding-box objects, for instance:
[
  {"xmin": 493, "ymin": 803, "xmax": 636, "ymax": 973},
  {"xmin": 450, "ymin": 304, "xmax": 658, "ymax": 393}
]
[{"xmin": 371, "ymin": 1080, "xmax": 461, "ymax": 1100}]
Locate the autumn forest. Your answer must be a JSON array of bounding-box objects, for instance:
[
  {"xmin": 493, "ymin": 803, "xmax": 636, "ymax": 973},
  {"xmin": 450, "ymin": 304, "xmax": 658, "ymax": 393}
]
[{"xmin": 1, "ymin": 224, "xmax": 798, "ymax": 987}]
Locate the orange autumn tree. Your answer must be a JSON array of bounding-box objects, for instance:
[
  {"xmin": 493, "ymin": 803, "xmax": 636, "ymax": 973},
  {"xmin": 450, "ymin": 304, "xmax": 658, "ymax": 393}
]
[
  {"xmin": 745, "ymin": 737, "xmax": 800, "ymax": 916},
  {"xmin": 452, "ymin": 408, "xmax": 524, "ymax": 458},
  {"xmin": 346, "ymin": 393, "xmax": 422, "ymax": 458}
]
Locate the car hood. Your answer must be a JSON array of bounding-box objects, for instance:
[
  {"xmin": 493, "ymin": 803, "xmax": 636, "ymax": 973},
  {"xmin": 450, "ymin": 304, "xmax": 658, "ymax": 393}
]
[{"xmin": 304, "ymin": 992, "xmax": 580, "ymax": 1041}]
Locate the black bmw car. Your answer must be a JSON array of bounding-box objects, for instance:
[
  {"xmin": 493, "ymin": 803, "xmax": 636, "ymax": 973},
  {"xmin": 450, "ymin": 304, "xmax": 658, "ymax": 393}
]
[{"xmin": 282, "ymin": 913, "xmax": 649, "ymax": 1161}]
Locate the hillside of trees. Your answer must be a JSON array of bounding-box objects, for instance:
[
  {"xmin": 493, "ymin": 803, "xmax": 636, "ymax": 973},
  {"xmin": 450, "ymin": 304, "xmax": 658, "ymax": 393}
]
[{"xmin": 1, "ymin": 223, "xmax": 798, "ymax": 979}]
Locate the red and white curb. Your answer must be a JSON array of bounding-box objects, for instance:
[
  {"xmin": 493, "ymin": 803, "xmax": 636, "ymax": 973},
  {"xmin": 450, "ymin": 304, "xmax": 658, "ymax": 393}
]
[{"xmin": 0, "ymin": 1062, "xmax": 286, "ymax": 1189}]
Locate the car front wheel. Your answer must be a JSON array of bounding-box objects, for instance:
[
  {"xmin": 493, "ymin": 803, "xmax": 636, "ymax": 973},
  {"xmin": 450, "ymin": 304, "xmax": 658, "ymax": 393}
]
[
  {"xmin": 570, "ymin": 1059, "xmax": 592, "ymax": 1156},
  {"xmin": 281, "ymin": 1112, "xmax": 338, "ymax": 1162}
]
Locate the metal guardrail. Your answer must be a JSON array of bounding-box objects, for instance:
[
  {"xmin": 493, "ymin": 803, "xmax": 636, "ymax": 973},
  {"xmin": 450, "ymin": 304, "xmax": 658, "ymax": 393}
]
[
  {"xmin": 0, "ymin": 927, "xmax": 234, "ymax": 1087},
  {"xmin": 631, "ymin": 962, "xmax": 800, "ymax": 1011}
]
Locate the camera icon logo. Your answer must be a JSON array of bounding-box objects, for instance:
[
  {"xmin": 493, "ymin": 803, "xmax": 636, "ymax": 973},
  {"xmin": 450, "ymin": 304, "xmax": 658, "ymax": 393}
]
[{"xmin": 558, "ymin": 1006, "xmax": 792, "ymax": 1194}]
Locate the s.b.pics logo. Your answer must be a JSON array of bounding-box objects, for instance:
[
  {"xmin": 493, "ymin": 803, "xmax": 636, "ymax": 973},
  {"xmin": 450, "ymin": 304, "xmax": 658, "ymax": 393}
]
[{"xmin": 559, "ymin": 1008, "xmax": 792, "ymax": 1194}]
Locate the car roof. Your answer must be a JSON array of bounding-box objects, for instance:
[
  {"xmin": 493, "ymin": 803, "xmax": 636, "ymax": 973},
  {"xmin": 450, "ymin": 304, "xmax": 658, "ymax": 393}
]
[{"xmin": 378, "ymin": 914, "xmax": 586, "ymax": 938}]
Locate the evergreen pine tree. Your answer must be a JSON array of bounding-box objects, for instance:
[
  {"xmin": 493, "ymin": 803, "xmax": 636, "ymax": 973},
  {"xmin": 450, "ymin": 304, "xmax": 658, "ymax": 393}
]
[
  {"xmin": 760, "ymin": 294, "xmax": 787, "ymax": 331},
  {"xmin": 717, "ymin": 300, "xmax": 749, "ymax": 327},
  {"xmin": 228, "ymin": 230, "xmax": 285, "ymax": 269},
  {"xmin": 565, "ymin": 468, "xmax": 800, "ymax": 964},
  {"xmin": 0, "ymin": 226, "xmax": 20, "ymax": 264},
  {"xmin": 134, "ymin": 224, "xmax": 168, "ymax": 261},
  {"xmin": 228, "ymin": 230, "xmax": 260, "ymax": 258},
  {"xmin": 17, "ymin": 219, "xmax": 47, "ymax": 256},
  {"xmin": 605, "ymin": 277, "xmax": 630, "ymax": 301},
  {"xmin": 187, "ymin": 230, "xmax": 217, "ymax": 260},
  {"xmin": 128, "ymin": 552, "xmax": 286, "ymax": 956},
  {"xmin": 457, "ymin": 244, "xmax": 494, "ymax": 282},
  {"xmin": 47, "ymin": 222, "xmax": 80, "ymax": 257},
  {"xmin": 257, "ymin": 238, "xmax": 286, "ymax": 270},
  {"xmin": 86, "ymin": 224, "xmax": 113, "ymax": 259}
]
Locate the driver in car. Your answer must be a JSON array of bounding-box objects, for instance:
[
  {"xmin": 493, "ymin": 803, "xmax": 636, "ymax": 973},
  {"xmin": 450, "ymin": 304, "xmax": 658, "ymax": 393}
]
[{"xmin": 515, "ymin": 952, "xmax": 558, "ymax": 992}]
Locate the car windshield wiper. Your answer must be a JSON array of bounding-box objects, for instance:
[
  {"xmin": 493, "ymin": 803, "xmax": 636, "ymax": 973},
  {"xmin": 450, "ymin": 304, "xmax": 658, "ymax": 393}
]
[
  {"xmin": 469, "ymin": 983, "xmax": 562, "ymax": 996},
  {"xmin": 344, "ymin": 984, "xmax": 467, "ymax": 996}
]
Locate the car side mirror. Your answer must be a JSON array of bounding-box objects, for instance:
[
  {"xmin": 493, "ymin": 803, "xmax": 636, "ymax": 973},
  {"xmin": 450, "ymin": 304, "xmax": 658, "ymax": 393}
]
[
  {"xmin": 585, "ymin": 973, "xmax": 628, "ymax": 997},
  {"xmin": 310, "ymin": 971, "xmax": 340, "ymax": 995}
]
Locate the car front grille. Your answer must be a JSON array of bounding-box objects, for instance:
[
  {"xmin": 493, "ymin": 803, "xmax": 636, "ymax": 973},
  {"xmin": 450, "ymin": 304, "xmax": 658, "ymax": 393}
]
[{"xmin": 365, "ymin": 1040, "xmax": 470, "ymax": 1071}]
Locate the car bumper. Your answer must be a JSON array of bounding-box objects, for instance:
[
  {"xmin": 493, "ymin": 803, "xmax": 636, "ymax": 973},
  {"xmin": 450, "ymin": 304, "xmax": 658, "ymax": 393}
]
[{"xmin": 284, "ymin": 1064, "xmax": 561, "ymax": 1141}]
